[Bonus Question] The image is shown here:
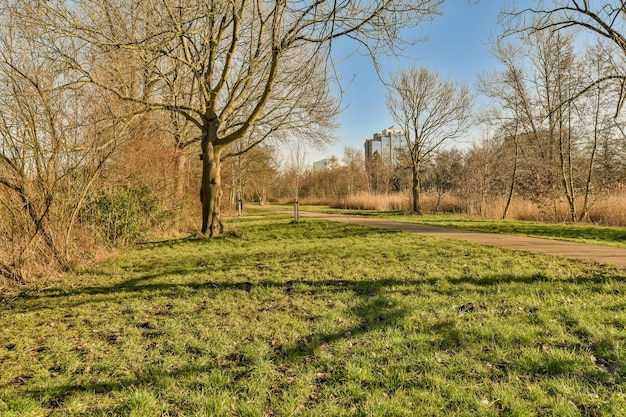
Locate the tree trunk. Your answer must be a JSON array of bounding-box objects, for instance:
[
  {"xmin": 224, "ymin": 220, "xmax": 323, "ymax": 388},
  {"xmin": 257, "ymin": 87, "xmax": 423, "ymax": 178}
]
[
  {"xmin": 579, "ymin": 141, "xmax": 597, "ymax": 222},
  {"xmin": 174, "ymin": 148, "xmax": 186, "ymax": 199},
  {"xmin": 502, "ymin": 134, "xmax": 519, "ymax": 220},
  {"xmin": 435, "ymin": 187, "xmax": 442, "ymax": 212},
  {"xmin": 411, "ymin": 163, "xmax": 422, "ymax": 215},
  {"xmin": 201, "ymin": 140, "xmax": 224, "ymax": 236},
  {"xmin": 559, "ymin": 132, "xmax": 577, "ymax": 222}
]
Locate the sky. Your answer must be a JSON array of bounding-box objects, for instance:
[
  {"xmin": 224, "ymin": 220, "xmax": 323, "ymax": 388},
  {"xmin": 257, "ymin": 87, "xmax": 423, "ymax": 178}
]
[{"xmin": 308, "ymin": 0, "xmax": 524, "ymax": 163}]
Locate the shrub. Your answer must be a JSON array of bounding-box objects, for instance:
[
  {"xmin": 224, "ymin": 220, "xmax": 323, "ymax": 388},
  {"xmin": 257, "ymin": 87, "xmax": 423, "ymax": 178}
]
[{"xmin": 80, "ymin": 185, "xmax": 173, "ymax": 246}]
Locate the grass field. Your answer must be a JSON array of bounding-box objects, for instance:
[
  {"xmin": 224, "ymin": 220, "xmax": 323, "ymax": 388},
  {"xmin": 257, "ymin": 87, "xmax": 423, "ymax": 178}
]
[
  {"xmin": 289, "ymin": 205, "xmax": 626, "ymax": 248},
  {"xmin": 1, "ymin": 212, "xmax": 626, "ymax": 416}
]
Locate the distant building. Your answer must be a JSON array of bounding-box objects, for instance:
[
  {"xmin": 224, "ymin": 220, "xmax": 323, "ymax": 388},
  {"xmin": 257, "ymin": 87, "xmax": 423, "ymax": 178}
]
[
  {"xmin": 364, "ymin": 128, "xmax": 406, "ymax": 164},
  {"xmin": 312, "ymin": 157, "xmax": 341, "ymax": 172}
]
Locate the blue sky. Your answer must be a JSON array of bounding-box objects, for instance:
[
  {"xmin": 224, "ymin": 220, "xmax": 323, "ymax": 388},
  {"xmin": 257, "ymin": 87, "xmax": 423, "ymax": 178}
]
[{"xmin": 309, "ymin": 0, "xmax": 521, "ymax": 163}]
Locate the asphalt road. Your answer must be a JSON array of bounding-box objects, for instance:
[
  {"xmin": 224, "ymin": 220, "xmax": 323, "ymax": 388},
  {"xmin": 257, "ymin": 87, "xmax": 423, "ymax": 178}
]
[{"xmin": 258, "ymin": 206, "xmax": 626, "ymax": 270}]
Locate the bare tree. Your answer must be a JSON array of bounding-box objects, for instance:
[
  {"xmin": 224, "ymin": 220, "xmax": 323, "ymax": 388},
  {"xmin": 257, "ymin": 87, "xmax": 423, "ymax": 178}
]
[
  {"xmin": 458, "ymin": 141, "xmax": 502, "ymax": 217},
  {"xmin": 223, "ymin": 140, "xmax": 277, "ymax": 209},
  {"xmin": 575, "ymin": 42, "xmax": 626, "ymax": 220},
  {"xmin": 428, "ymin": 148, "xmax": 463, "ymax": 212},
  {"xmin": 505, "ymin": 0, "xmax": 626, "ymax": 116},
  {"xmin": 342, "ymin": 147, "xmax": 368, "ymax": 197},
  {"xmin": 0, "ymin": 1, "xmax": 133, "ymax": 282},
  {"xmin": 492, "ymin": 27, "xmax": 580, "ymax": 220},
  {"xmin": 491, "ymin": 18, "xmax": 626, "ymax": 222},
  {"xmin": 288, "ymin": 138, "xmax": 308, "ymax": 209},
  {"xmin": 32, "ymin": 0, "xmax": 442, "ymax": 236},
  {"xmin": 386, "ymin": 66, "xmax": 472, "ymax": 214},
  {"xmin": 478, "ymin": 42, "xmax": 528, "ymax": 219}
]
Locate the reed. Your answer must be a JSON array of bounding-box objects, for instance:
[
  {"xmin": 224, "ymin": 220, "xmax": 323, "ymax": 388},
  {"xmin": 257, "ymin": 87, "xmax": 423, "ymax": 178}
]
[
  {"xmin": 321, "ymin": 191, "xmax": 626, "ymax": 226},
  {"xmin": 587, "ymin": 194, "xmax": 626, "ymax": 226}
]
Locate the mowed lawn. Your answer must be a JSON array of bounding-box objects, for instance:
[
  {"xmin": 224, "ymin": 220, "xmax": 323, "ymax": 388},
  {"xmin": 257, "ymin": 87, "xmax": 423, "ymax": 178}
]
[{"xmin": 1, "ymin": 213, "xmax": 625, "ymax": 416}]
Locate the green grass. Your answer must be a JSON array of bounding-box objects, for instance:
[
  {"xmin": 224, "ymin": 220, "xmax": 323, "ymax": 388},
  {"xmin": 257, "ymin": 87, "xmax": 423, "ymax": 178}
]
[
  {"xmin": 273, "ymin": 205, "xmax": 626, "ymax": 248},
  {"xmin": 1, "ymin": 212, "xmax": 626, "ymax": 416}
]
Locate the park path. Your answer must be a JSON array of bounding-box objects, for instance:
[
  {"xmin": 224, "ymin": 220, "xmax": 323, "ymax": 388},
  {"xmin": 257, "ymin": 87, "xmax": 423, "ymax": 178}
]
[{"xmin": 258, "ymin": 206, "xmax": 626, "ymax": 269}]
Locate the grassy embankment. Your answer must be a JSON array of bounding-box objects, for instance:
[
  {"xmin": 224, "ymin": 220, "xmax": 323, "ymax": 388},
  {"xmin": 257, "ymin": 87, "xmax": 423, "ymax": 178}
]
[{"xmin": 1, "ymin": 211, "xmax": 625, "ymax": 416}]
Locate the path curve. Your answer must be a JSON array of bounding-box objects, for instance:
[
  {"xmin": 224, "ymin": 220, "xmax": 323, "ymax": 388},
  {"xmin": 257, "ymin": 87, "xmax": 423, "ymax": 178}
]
[{"xmin": 257, "ymin": 206, "xmax": 626, "ymax": 269}]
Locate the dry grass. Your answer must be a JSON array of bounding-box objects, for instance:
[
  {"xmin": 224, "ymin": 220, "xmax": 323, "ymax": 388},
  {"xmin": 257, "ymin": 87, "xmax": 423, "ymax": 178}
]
[
  {"xmin": 324, "ymin": 191, "xmax": 626, "ymax": 227},
  {"xmin": 498, "ymin": 195, "xmax": 626, "ymax": 226},
  {"xmin": 320, "ymin": 192, "xmax": 467, "ymax": 214},
  {"xmin": 330, "ymin": 192, "xmax": 410, "ymax": 211},
  {"xmin": 587, "ymin": 194, "xmax": 626, "ymax": 226},
  {"xmin": 295, "ymin": 194, "xmax": 405, "ymax": 211}
]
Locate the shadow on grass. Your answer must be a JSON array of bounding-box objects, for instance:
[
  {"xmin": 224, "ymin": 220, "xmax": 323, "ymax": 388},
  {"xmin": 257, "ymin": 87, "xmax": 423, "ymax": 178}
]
[
  {"xmin": 5, "ymin": 255, "xmax": 624, "ymax": 314},
  {"xmin": 0, "ymin": 222, "xmax": 394, "ymax": 312},
  {"xmin": 5, "ymin": 215, "xmax": 626, "ymax": 414},
  {"xmin": 20, "ymin": 274, "xmax": 412, "ymax": 412},
  {"xmin": 21, "ymin": 271, "xmax": 625, "ymax": 415},
  {"xmin": 10, "ymin": 273, "xmax": 626, "ymax": 412}
]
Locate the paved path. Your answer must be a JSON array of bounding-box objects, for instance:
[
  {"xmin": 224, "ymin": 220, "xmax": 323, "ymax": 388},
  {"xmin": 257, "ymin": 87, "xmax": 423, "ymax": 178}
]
[{"xmin": 258, "ymin": 207, "xmax": 626, "ymax": 269}]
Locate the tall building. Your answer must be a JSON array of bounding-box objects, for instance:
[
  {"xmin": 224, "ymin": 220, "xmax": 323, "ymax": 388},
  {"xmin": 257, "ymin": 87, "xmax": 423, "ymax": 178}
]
[{"xmin": 364, "ymin": 128, "xmax": 407, "ymax": 164}]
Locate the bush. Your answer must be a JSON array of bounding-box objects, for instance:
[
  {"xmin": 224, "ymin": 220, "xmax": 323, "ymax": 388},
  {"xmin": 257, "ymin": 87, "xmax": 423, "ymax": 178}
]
[{"xmin": 81, "ymin": 185, "xmax": 173, "ymax": 246}]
